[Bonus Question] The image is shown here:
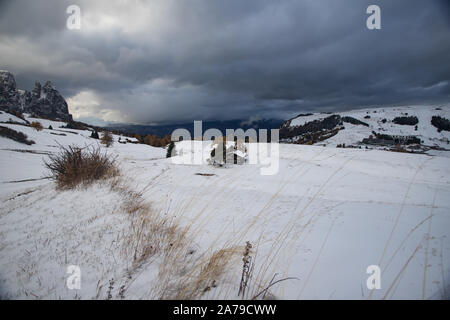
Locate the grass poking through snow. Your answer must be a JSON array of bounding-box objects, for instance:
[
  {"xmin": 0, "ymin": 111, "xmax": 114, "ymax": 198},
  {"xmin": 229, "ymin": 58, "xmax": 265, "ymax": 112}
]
[{"xmin": 45, "ymin": 144, "xmax": 119, "ymax": 189}]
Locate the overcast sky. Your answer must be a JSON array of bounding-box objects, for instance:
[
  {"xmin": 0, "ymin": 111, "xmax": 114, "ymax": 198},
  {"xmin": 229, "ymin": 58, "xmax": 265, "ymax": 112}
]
[{"xmin": 1, "ymin": 0, "xmax": 449, "ymax": 125}]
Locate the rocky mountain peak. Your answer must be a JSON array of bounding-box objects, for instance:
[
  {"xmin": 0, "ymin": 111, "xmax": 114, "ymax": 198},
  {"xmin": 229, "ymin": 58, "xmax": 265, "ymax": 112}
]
[
  {"xmin": 0, "ymin": 70, "xmax": 20, "ymax": 111},
  {"xmin": 0, "ymin": 71, "xmax": 72, "ymax": 121},
  {"xmin": 31, "ymin": 81, "xmax": 41, "ymax": 100}
]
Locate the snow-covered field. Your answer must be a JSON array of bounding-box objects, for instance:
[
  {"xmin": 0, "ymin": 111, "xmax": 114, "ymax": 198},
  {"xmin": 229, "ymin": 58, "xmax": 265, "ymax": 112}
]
[
  {"xmin": 0, "ymin": 111, "xmax": 449, "ymax": 299},
  {"xmin": 288, "ymin": 105, "xmax": 450, "ymax": 153}
]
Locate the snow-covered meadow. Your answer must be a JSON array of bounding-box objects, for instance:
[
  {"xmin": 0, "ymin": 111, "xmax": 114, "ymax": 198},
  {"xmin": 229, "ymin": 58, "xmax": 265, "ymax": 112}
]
[
  {"xmin": 0, "ymin": 110, "xmax": 449, "ymax": 299},
  {"xmin": 288, "ymin": 105, "xmax": 450, "ymax": 154}
]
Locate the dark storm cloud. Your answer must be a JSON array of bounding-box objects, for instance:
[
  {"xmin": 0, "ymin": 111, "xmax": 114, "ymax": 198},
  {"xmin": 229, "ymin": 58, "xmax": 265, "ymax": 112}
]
[{"xmin": 0, "ymin": 0, "xmax": 449, "ymax": 124}]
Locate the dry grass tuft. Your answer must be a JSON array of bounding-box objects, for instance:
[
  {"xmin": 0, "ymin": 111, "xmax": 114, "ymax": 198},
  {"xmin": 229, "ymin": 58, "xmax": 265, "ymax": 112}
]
[
  {"xmin": 29, "ymin": 121, "xmax": 43, "ymax": 131},
  {"xmin": 118, "ymin": 188, "xmax": 242, "ymax": 300},
  {"xmin": 156, "ymin": 244, "xmax": 241, "ymax": 300},
  {"xmin": 175, "ymin": 247, "xmax": 241, "ymax": 299},
  {"xmin": 101, "ymin": 131, "xmax": 114, "ymax": 147},
  {"xmin": 118, "ymin": 186, "xmax": 186, "ymax": 276},
  {"xmin": 45, "ymin": 144, "xmax": 119, "ymax": 189}
]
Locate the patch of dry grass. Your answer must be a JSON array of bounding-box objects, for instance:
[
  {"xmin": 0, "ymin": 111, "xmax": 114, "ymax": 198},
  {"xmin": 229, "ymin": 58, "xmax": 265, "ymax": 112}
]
[
  {"xmin": 157, "ymin": 245, "xmax": 242, "ymax": 300},
  {"xmin": 29, "ymin": 121, "xmax": 43, "ymax": 131},
  {"xmin": 115, "ymin": 181, "xmax": 243, "ymax": 300},
  {"xmin": 44, "ymin": 145, "xmax": 274, "ymax": 300},
  {"xmin": 109, "ymin": 176, "xmax": 294, "ymax": 300},
  {"xmin": 45, "ymin": 144, "xmax": 119, "ymax": 189}
]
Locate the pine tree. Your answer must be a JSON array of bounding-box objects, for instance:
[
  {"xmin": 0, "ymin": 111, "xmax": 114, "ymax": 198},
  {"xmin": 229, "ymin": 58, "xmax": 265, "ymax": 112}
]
[
  {"xmin": 48, "ymin": 125, "xmax": 53, "ymax": 130},
  {"xmin": 90, "ymin": 130, "xmax": 99, "ymax": 139},
  {"xmin": 166, "ymin": 141, "xmax": 176, "ymax": 158}
]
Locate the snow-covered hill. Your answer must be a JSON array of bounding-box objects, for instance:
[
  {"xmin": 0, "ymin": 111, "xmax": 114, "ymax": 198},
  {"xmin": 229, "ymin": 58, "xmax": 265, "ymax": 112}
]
[
  {"xmin": 282, "ymin": 105, "xmax": 450, "ymax": 156},
  {"xmin": 0, "ymin": 111, "xmax": 449, "ymax": 299}
]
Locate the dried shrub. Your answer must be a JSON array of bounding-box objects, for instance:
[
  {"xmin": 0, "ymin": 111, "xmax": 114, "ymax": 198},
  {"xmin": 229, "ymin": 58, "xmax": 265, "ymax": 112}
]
[
  {"xmin": 0, "ymin": 126, "xmax": 35, "ymax": 145},
  {"xmin": 30, "ymin": 121, "xmax": 43, "ymax": 131},
  {"xmin": 44, "ymin": 144, "xmax": 119, "ymax": 189},
  {"xmin": 101, "ymin": 131, "xmax": 114, "ymax": 147}
]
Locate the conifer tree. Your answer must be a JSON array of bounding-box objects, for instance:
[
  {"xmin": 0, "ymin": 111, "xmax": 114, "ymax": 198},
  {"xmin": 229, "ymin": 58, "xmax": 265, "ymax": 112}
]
[
  {"xmin": 90, "ymin": 130, "xmax": 99, "ymax": 139},
  {"xmin": 166, "ymin": 141, "xmax": 176, "ymax": 158}
]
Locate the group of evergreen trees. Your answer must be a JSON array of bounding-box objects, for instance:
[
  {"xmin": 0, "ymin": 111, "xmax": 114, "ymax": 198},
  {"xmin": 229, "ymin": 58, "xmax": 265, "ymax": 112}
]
[{"xmin": 431, "ymin": 115, "xmax": 450, "ymax": 132}]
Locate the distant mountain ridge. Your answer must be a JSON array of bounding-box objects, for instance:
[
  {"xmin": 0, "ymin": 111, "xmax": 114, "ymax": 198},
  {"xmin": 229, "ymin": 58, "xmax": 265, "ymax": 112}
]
[
  {"xmin": 106, "ymin": 118, "xmax": 284, "ymax": 137},
  {"xmin": 0, "ymin": 70, "xmax": 72, "ymax": 121}
]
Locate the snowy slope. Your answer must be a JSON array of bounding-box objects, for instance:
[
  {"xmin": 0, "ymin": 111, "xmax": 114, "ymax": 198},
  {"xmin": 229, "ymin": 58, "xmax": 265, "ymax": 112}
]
[
  {"xmin": 287, "ymin": 105, "xmax": 450, "ymax": 153},
  {"xmin": 0, "ymin": 111, "xmax": 27, "ymax": 124},
  {"xmin": 0, "ymin": 112, "xmax": 449, "ymax": 300}
]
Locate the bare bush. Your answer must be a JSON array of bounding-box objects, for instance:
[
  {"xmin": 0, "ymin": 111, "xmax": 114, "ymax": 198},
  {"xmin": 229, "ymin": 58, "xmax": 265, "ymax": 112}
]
[
  {"xmin": 30, "ymin": 121, "xmax": 43, "ymax": 131},
  {"xmin": 101, "ymin": 131, "xmax": 114, "ymax": 147},
  {"xmin": 44, "ymin": 144, "xmax": 119, "ymax": 189}
]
